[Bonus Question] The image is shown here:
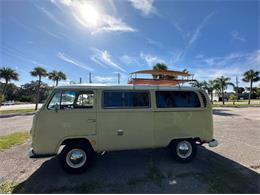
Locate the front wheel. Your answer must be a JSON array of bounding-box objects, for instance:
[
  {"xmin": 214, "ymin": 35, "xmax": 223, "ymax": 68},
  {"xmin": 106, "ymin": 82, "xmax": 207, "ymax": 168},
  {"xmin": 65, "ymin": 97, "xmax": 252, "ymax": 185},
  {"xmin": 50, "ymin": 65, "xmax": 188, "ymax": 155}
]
[
  {"xmin": 60, "ymin": 143, "xmax": 93, "ymax": 174},
  {"xmin": 170, "ymin": 139, "xmax": 197, "ymax": 163}
]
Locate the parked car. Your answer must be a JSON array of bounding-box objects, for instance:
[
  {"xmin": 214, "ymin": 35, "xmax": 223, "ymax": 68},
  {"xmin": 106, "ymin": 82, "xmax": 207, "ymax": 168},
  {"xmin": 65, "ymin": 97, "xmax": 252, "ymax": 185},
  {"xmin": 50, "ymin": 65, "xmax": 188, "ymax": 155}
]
[
  {"xmin": 29, "ymin": 84, "xmax": 218, "ymax": 173},
  {"xmin": 1, "ymin": 100, "xmax": 15, "ymax": 106}
]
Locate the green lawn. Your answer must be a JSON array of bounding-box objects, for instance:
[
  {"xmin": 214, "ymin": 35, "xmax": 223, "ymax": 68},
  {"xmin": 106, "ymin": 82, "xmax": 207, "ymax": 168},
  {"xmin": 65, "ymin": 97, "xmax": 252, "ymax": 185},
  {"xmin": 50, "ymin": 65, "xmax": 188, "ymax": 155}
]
[
  {"xmin": 0, "ymin": 109, "xmax": 35, "ymax": 115},
  {"xmin": 212, "ymin": 104, "xmax": 260, "ymax": 107},
  {"xmin": 0, "ymin": 132, "xmax": 31, "ymax": 151}
]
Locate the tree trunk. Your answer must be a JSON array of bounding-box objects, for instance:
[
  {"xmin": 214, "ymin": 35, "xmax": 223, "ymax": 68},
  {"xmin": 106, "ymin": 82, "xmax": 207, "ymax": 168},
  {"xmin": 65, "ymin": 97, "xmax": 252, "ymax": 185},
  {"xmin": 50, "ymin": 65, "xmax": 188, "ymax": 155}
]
[
  {"xmin": 248, "ymin": 80, "xmax": 253, "ymax": 104},
  {"xmin": 210, "ymin": 91, "xmax": 213, "ymax": 103},
  {"xmin": 2, "ymin": 80, "xmax": 8, "ymax": 97},
  {"xmin": 0, "ymin": 80, "xmax": 8, "ymax": 104},
  {"xmin": 222, "ymin": 86, "xmax": 225, "ymax": 105},
  {"xmin": 35, "ymin": 76, "xmax": 41, "ymax": 110},
  {"xmin": 56, "ymin": 80, "xmax": 58, "ymax": 86}
]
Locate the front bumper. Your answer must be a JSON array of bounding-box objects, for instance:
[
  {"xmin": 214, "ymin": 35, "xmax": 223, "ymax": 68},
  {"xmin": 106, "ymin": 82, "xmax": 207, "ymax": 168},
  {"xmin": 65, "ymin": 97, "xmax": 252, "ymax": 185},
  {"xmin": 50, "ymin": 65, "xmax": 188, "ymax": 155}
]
[
  {"xmin": 28, "ymin": 148, "xmax": 55, "ymax": 158},
  {"xmin": 208, "ymin": 139, "xmax": 218, "ymax": 147}
]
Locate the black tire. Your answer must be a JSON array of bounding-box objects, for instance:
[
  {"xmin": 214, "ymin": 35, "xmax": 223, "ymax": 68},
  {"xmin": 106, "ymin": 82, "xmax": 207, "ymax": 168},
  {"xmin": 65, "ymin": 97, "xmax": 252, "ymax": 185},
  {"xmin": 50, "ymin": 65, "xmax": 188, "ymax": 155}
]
[
  {"xmin": 60, "ymin": 142, "xmax": 93, "ymax": 174},
  {"xmin": 170, "ymin": 139, "xmax": 197, "ymax": 163}
]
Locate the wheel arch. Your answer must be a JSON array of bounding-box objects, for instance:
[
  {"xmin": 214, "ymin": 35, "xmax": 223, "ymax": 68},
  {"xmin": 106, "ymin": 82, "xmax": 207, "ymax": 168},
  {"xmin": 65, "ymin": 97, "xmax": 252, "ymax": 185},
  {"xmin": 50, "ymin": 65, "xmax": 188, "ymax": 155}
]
[
  {"xmin": 168, "ymin": 137, "xmax": 201, "ymax": 147},
  {"xmin": 56, "ymin": 137, "xmax": 95, "ymax": 153}
]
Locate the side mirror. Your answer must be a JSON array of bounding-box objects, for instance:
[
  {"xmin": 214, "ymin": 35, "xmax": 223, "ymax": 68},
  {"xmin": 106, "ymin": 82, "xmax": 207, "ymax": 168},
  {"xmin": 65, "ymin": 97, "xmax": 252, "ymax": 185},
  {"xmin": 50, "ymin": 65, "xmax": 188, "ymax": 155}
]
[{"xmin": 54, "ymin": 103, "xmax": 59, "ymax": 112}]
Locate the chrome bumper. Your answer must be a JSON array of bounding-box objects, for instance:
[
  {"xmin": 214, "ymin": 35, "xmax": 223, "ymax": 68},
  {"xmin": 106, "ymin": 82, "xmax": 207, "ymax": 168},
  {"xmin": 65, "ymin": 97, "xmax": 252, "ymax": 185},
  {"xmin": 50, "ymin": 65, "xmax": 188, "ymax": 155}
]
[
  {"xmin": 208, "ymin": 139, "xmax": 218, "ymax": 147},
  {"xmin": 28, "ymin": 148, "xmax": 55, "ymax": 158},
  {"xmin": 28, "ymin": 148, "xmax": 36, "ymax": 158}
]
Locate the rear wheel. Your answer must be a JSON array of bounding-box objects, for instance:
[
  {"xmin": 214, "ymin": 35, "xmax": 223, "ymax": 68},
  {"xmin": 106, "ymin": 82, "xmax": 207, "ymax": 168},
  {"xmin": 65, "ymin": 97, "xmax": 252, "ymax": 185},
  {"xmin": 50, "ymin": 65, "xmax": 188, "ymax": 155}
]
[
  {"xmin": 60, "ymin": 143, "xmax": 93, "ymax": 174},
  {"xmin": 170, "ymin": 139, "xmax": 197, "ymax": 163}
]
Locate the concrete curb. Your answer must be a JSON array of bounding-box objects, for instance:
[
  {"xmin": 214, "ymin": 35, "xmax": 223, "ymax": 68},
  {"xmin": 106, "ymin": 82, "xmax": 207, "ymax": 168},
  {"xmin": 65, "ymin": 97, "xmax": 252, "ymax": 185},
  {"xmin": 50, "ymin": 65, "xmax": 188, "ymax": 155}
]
[{"xmin": 0, "ymin": 112, "xmax": 36, "ymax": 118}]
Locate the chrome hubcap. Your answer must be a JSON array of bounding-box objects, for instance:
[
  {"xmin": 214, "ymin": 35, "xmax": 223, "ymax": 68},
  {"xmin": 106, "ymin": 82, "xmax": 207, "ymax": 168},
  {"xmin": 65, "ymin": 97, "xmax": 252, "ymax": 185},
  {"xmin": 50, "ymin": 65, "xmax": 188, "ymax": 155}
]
[
  {"xmin": 176, "ymin": 141, "xmax": 192, "ymax": 158},
  {"xmin": 66, "ymin": 149, "xmax": 87, "ymax": 168}
]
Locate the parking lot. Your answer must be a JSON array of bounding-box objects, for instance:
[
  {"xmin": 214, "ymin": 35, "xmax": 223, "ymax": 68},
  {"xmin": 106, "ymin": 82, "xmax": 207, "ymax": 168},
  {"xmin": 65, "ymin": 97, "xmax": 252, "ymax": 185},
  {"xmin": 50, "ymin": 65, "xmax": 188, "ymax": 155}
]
[{"xmin": 0, "ymin": 107, "xmax": 259, "ymax": 193}]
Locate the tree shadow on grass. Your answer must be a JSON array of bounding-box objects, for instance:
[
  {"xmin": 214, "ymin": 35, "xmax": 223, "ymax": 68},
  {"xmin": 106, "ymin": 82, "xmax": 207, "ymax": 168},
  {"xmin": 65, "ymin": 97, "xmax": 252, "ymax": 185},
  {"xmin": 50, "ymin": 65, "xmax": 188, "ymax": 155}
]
[{"xmin": 13, "ymin": 147, "xmax": 259, "ymax": 193}]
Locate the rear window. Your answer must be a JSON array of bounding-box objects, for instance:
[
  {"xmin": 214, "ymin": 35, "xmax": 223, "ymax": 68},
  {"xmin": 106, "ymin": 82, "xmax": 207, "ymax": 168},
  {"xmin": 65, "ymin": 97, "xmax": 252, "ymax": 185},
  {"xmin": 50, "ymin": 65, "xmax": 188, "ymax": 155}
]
[
  {"xmin": 156, "ymin": 91, "xmax": 201, "ymax": 108},
  {"xmin": 103, "ymin": 91, "xmax": 150, "ymax": 108}
]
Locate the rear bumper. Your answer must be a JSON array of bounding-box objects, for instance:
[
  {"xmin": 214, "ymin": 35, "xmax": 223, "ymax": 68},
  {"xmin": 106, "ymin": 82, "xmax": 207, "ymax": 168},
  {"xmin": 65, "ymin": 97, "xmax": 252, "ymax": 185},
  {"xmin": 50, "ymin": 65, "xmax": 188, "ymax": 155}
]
[
  {"xmin": 208, "ymin": 139, "xmax": 218, "ymax": 147},
  {"xmin": 28, "ymin": 148, "xmax": 55, "ymax": 158}
]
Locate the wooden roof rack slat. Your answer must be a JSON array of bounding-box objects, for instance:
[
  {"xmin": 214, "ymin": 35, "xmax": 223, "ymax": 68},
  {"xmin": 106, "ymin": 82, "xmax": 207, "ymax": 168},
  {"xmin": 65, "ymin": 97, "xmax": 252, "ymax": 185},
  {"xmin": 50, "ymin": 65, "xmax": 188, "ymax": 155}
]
[
  {"xmin": 128, "ymin": 69, "xmax": 196, "ymax": 86},
  {"xmin": 130, "ymin": 69, "xmax": 191, "ymax": 77}
]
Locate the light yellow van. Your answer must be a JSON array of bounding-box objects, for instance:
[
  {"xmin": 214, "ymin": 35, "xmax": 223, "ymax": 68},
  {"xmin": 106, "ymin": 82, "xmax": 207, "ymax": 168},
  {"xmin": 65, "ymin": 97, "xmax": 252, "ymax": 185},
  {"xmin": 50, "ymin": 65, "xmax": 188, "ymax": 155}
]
[{"xmin": 29, "ymin": 84, "xmax": 218, "ymax": 173}]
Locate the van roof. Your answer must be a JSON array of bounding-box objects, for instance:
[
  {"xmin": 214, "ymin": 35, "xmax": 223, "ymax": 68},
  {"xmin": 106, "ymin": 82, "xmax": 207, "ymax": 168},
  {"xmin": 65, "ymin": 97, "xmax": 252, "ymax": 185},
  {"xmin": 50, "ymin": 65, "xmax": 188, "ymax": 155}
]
[{"xmin": 56, "ymin": 84, "xmax": 199, "ymax": 91}]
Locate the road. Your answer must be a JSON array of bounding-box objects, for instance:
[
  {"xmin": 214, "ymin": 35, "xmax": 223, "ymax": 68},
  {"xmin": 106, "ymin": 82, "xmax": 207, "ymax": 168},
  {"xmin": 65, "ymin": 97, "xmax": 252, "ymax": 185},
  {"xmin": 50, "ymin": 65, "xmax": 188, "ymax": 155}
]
[
  {"xmin": 0, "ymin": 115, "xmax": 33, "ymax": 136},
  {"xmin": 0, "ymin": 107, "xmax": 259, "ymax": 193}
]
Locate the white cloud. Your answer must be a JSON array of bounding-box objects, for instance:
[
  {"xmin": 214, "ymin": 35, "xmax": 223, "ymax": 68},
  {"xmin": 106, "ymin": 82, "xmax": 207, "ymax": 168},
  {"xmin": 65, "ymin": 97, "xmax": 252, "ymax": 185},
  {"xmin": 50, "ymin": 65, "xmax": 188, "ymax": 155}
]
[
  {"xmin": 57, "ymin": 52, "xmax": 94, "ymax": 71},
  {"xmin": 120, "ymin": 55, "xmax": 138, "ymax": 65},
  {"xmin": 94, "ymin": 75, "xmax": 117, "ymax": 83},
  {"xmin": 91, "ymin": 49, "xmax": 126, "ymax": 72},
  {"xmin": 188, "ymin": 11, "xmax": 215, "ymax": 47},
  {"xmin": 231, "ymin": 31, "xmax": 246, "ymax": 42},
  {"xmin": 90, "ymin": 15, "xmax": 136, "ymax": 35},
  {"xmin": 140, "ymin": 52, "xmax": 165, "ymax": 67},
  {"xmin": 56, "ymin": 0, "xmax": 136, "ymax": 34},
  {"xmin": 129, "ymin": 0, "xmax": 156, "ymax": 16},
  {"xmin": 37, "ymin": 26, "xmax": 61, "ymax": 39},
  {"xmin": 191, "ymin": 50, "xmax": 260, "ymax": 82},
  {"xmin": 36, "ymin": 6, "xmax": 65, "ymax": 27}
]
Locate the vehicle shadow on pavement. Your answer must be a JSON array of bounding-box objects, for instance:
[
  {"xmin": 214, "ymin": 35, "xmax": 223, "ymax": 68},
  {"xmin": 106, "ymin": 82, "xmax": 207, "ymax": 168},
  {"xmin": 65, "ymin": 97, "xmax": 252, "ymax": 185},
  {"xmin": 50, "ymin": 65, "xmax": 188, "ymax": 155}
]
[
  {"xmin": 13, "ymin": 147, "xmax": 259, "ymax": 193},
  {"xmin": 213, "ymin": 109, "xmax": 239, "ymax": 116}
]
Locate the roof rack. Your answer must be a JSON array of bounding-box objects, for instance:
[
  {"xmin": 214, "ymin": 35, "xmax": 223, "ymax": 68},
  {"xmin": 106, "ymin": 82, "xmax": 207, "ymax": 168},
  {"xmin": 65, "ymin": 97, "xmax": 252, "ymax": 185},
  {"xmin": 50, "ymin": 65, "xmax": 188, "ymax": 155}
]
[{"xmin": 128, "ymin": 69, "xmax": 197, "ymax": 86}]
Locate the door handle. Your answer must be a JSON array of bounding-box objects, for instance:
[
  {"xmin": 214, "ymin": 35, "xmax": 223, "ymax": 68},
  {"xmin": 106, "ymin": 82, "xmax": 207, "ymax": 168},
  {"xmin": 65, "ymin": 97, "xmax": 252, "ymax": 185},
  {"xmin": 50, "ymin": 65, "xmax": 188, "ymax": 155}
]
[
  {"xmin": 117, "ymin": 129, "xmax": 124, "ymax": 136},
  {"xmin": 88, "ymin": 119, "xmax": 96, "ymax": 123}
]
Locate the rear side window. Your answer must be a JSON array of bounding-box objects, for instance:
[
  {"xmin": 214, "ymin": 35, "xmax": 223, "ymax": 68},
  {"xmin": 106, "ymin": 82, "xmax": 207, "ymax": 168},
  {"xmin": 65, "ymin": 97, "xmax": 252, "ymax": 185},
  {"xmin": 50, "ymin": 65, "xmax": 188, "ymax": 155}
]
[
  {"xmin": 103, "ymin": 91, "xmax": 150, "ymax": 108},
  {"xmin": 156, "ymin": 91, "xmax": 201, "ymax": 108}
]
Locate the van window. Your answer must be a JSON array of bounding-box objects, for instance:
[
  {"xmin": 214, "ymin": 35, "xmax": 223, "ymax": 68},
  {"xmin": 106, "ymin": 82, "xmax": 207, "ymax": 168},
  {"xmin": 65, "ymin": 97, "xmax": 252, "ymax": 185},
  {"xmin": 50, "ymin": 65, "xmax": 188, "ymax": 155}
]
[
  {"xmin": 47, "ymin": 92, "xmax": 61, "ymax": 110},
  {"xmin": 75, "ymin": 91, "xmax": 94, "ymax": 108},
  {"xmin": 48, "ymin": 90, "xmax": 94, "ymax": 110},
  {"xmin": 60, "ymin": 91, "xmax": 76, "ymax": 109},
  {"xmin": 103, "ymin": 91, "xmax": 150, "ymax": 108},
  {"xmin": 156, "ymin": 91, "xmax": 201, "ymax": 108}
]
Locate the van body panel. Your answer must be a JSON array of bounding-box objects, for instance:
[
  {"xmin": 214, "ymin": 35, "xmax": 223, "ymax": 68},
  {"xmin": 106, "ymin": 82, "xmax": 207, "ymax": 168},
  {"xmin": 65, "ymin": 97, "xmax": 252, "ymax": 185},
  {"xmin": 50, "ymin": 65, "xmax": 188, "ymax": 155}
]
[
  {"xmin": 97, "ymin": 109, "xmax": 154, "ymax": 151},
  {"xmin": 30, "ymin": 85, "xmax": 215, "ymax": 155}
]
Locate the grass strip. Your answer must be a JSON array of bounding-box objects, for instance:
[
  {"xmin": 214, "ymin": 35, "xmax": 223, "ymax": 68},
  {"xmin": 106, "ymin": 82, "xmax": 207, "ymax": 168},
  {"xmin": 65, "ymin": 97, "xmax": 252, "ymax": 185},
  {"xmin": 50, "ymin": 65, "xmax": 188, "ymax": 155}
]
[{"xmin": 0, "ymin": 132, "xmax": 30, "ymax": 150}]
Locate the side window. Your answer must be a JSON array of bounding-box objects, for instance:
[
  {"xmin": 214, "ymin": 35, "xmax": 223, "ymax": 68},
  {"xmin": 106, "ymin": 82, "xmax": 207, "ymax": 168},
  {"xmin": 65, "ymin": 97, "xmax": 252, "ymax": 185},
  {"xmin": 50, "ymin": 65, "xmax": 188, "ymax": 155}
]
[
  {"xmin": 124, "ymin": 92, "xmax": 149, "ymax": 107},
  {"xmin": 156, "ymin": 91, "xmax": 201, "ymax": 108},
  {"xmin": 103, "ymin": 91, "xmax": 150, "ymax": 108},
  {"xmin": 75, "ymin": 91, "xmax": 94, "ymax": 108},
  {"xmin": 103, "ymin": 91, "xmax": 124, "ymax": 108},
  {"xmin": 60, "ymin": 91, "xmax": 76, "ymax": 109},
  {"xmin": 47, "ymin": 92, "xmax": 61, "ymax": 110}
]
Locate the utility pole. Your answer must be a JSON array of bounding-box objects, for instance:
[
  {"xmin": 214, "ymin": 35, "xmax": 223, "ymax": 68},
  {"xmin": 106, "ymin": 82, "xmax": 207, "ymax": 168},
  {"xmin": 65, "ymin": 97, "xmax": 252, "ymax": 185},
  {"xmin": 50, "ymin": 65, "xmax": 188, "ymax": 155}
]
[
  {"xmin": 236, "ymin": 76, "xmax": 239, "ymax": 102},
  {"xmin": 117, "ymin": 72, "xmax": 120, "ymax": 84},
  {"xmin": 89, "ymin": 72, "xmax": 92, "ymax": 84},
  {"xmin": 79, "ymin": 77, "xmax": 82, "ymax": 84}
]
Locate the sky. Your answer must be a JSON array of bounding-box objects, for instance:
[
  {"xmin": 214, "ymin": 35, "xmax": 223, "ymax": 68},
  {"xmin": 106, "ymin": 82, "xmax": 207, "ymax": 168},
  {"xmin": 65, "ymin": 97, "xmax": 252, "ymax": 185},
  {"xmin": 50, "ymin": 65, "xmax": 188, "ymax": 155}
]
[{"xmin": 0, "ymin": 0, "xmax": 259, "ymax": 88}]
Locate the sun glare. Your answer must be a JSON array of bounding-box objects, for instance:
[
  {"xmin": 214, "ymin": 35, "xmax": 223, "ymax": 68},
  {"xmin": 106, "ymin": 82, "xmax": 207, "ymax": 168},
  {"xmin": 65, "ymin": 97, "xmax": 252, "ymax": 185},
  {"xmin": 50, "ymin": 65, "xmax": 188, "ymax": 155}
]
[{"xmin": 78, "ymin": 3, "xmax": 100, "ymax": 27}]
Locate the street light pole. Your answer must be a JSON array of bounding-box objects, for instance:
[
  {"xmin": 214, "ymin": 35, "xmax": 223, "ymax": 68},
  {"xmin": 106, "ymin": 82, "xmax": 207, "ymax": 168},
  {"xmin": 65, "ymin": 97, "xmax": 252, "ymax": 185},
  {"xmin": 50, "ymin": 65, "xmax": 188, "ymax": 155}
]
[
  {"xmin": 89, "ymin": 72, "xmax": 92, "ymax": 84},
  {"xmin": 117, "ymin": 72, "xmax": 120, "ymax": 84}
]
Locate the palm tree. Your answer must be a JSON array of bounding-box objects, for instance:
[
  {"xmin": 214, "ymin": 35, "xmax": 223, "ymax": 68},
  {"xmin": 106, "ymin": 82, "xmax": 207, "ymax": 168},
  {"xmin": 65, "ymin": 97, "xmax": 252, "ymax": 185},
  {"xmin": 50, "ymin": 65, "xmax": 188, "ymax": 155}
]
[
  {"xmin": 0, "ymin": 67, "xmax": 19, "ymax": 99},
  {"xmin": 30, "ymin": 66, "xmax": 48, "ymax": 110},
  {"xmin": 191, "ymin": 80, "xmax": 208, "ymax": 89},
  {"xmin": 152, "ymin": 63, "xmax": 177, "ymax": 80},
  {"xmin": 214, "ymin": 76, "xmax": 234, "ymax": 105},
  {"xmin": 206, "ymin": 80, "xmax": 216, "ymax": 103},
  {"xmin": 48, "ymin": 70, "xmax": 66, "ymax": 86},
  {"xmin": 242, "ymin": 69, "xmax": 260, "ymax": 104}
]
